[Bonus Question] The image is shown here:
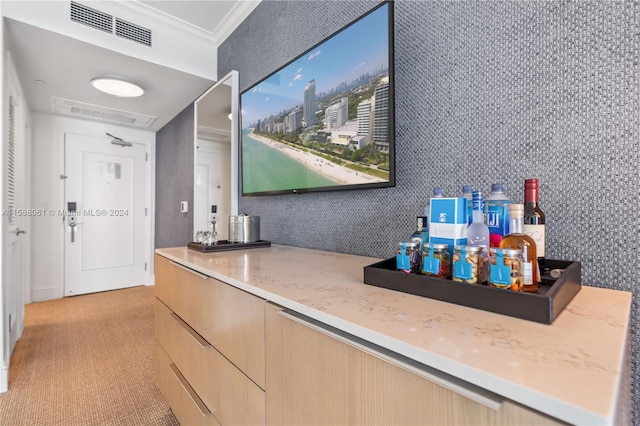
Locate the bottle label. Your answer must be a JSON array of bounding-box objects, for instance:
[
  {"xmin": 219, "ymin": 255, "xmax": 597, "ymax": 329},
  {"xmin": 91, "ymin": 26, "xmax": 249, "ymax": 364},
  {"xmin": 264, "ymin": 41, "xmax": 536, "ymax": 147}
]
[
  {"xmin": 523, "ymin": 224, "xmax": 545, "ymax": 257},
  {"xmin": 522, "ymin": 261, "xmax": 533, "ymax": 285},
  {"xmin": 487, "ymin": 203, "xmax": 510, "ymax": 245},
  {"xmin": 396, "ymin": 243, "xmax": 411, "ymax": 273}
]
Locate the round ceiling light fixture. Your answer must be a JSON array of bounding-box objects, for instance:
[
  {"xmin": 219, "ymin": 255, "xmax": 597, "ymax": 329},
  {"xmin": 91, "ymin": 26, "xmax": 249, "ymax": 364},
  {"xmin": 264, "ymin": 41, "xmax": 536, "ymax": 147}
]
[{"xmin": 90, "ymin": 76, "xmax": 145, "ymax": 98}]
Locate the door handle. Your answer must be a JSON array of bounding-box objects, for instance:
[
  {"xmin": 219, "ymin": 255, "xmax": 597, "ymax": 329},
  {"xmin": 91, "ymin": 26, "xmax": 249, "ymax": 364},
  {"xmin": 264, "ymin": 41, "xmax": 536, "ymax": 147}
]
[{"xmin": 12, "ymin": 228, "xmax": 27, "ymax": 235}]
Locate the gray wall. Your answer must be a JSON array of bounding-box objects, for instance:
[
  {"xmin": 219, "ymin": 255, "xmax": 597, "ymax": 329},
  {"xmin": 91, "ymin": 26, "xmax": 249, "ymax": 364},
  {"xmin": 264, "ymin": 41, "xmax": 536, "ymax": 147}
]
[
  {"xmin": 218, "ymin": 0, "xmax": 639, "ymax": 421},
  {"xmin": 155, "ymin": 103, "xmax": 194, "ymax": 248}
]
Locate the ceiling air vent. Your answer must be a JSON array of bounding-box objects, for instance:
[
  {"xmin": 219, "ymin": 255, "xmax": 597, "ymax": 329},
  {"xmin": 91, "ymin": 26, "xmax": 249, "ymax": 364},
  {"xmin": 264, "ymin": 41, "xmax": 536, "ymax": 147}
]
[
  {"xmin": 51, "ymin": 97, "xmax": 157, "ymax": 129},
  {"xmin": 115, "ymin": 18, "xmax": 152, "ymax": 47},
  {"xmin": 70, "ymin": 1, "xmax": 152, "ymax": 47},
  {"xmin": 70, "ymin": 1, "xmax": 113, "ymax": 34}
]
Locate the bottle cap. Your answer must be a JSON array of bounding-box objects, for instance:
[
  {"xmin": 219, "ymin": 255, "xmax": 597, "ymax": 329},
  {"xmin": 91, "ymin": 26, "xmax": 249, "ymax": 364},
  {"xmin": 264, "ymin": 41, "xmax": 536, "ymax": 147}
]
[
  {"xmin": 524, "ymin": 178, "xmax": 538, "ymax": 189},
  {"xmin": 491, "ymin": 183, "xmax": 505, "ymax": 193},
  {"xmin": 433, "ymin": 188, "xmax": 444, "ymax": 197},
  {"xmin": 508, "ymin": 203, "xmax": 524, "ymax": 218},
  {"xmin": 462, "ymin": 185, "xmax": 474, "ymax": 195}
]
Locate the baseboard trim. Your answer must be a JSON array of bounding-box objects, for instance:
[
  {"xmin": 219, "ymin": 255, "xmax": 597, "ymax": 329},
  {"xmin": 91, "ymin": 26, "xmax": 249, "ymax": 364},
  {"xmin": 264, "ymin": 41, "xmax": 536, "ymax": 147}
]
[
  {"xmin": 32, "ymin": 288, "xmax": 59, "ymax": 302},
  {"xmin": 0, "ymin": 361, "xmax": 8, "ymax": 393}
]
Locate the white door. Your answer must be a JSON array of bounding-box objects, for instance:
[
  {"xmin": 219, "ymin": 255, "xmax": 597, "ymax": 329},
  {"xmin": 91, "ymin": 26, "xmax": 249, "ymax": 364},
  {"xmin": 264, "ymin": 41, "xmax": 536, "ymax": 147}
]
[
  {"xmin": 64, "ymin": 133, "xmax": 147, "ymax": 296},
  {"xmin": 4, "ymin": 95, "xmax": 25, "ymax": 356}
]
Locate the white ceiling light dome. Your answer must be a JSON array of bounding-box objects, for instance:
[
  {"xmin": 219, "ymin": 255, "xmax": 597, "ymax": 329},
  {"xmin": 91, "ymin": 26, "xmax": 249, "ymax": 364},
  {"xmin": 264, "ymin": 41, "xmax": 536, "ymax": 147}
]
[{"xmin": 90, "ymin": 76, "xmax": 145, "ymax": 98}]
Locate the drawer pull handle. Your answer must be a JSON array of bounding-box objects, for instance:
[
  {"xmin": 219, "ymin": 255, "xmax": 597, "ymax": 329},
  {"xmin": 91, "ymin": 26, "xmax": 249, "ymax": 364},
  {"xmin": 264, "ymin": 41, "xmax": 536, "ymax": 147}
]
[
  {"xmin": 169, "ymin": 363, "xmax": 211, "ymax": 416},
  {"xmin": 277, "ymin": 309, "xmax": 505, "ymax": 411},
  {"xmin": 172, "ymin": 262, "xmax": 209, "ymax": 280},
  {"xmin": 170, "ymin": 312, "xmax": 211, "ymax": 348}
]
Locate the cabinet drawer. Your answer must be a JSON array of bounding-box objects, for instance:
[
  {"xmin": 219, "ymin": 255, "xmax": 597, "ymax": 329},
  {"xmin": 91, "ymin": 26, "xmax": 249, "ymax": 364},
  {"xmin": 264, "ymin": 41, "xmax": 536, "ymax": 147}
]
[
  {"xmin": 155, "ymin": 254, "xmax": 207, "ymax": 327},
  {"xmin": 266, "ymin": 303, "xmax": 564, "ymax": 425},
  {"xmin": 155, "ymin": 342, "xmax": 220, "ymax": 426},
  {"xmin": 155, "ymin": 253, "xmax": 265, "ymax": 389},
  {"xmin": 197, "ymin": 275, "xmax": 266, "ymax": 389},
  {"xmin": 156, "ymin": 299, "xmax": 265, "ymax": 426}
]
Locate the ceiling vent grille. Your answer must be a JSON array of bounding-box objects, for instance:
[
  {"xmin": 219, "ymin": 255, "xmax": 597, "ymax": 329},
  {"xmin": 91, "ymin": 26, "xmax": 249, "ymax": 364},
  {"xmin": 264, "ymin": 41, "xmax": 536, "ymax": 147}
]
[
  {"xmin": 70, "ymin": 1, "xmax": 152, "ymax": 47},
  {"xmin": 70, "ymin": 1, "xmax": 113, "ymax": 34},
  {"xmin": 115, "ymin": 18, "xmax": 152, "ymax": 47},
  {"xmin": 51, "ymin": 97, "xmax": 157, "ymax": 129}
]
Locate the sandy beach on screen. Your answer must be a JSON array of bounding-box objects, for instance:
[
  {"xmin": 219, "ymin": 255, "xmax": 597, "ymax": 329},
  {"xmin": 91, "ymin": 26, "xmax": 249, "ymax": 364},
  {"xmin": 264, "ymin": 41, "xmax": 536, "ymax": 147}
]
[{"xmin": 246, "ymin": 130, "xmax": 386, "ymax": 185}]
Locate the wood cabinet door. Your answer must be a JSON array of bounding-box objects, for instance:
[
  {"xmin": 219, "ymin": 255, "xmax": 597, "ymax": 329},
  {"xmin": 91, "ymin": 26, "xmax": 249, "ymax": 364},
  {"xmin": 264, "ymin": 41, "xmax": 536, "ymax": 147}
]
[
  {"xmin": 197, "ymin": 277, "xmax": 265, "ymax": 389},
  {"xmin": 155, "ymin": 254, "xmax": 204, "ymax": 327},
  {"xmin": 155, "ymin": 342, "xmax": 220, "ymax": 426},
  {"xmin": 265, "ymin": 303, "xmax": 565, "ymax": 426}
]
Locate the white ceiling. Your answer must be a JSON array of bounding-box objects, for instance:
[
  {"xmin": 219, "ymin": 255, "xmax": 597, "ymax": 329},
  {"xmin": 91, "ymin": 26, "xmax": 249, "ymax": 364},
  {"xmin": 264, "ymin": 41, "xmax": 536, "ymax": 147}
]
[{"xmin": 3, "ymin": 0, "xmax": 257, "ymax": 132}]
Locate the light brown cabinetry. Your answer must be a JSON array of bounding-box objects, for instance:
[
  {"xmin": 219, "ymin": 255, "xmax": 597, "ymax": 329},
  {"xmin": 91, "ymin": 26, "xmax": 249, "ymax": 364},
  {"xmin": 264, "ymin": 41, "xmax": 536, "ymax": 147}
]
[
  {"xmin": 265, "ymin": 302, "xmax": 565, "ymax": 426},
  {"xmin": 154, "ymin": 254, "xmax": 265, "ymax": 426}
]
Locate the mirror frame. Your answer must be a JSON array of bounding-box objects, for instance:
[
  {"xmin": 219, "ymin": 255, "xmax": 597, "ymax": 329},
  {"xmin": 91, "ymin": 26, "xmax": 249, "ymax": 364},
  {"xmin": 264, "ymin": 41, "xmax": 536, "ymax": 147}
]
[{"xmin": 193, "ymin": 70, "xmax": 239, "ymax": 239}]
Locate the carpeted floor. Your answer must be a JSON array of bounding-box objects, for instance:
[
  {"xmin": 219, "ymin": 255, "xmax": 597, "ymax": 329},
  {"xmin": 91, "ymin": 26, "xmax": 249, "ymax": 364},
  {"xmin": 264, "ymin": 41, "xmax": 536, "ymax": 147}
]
[{"xmin": 0, "ymin": 285, "xmax": 178, "ymax": 425}]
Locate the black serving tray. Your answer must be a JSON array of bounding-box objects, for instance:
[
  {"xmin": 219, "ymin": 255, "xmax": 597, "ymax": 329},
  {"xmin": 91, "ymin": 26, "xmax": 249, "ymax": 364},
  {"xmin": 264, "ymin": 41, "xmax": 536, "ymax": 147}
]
[
  {"xmin": 188, "ymin": 240, "xmax": 271, "ymax": 253},
  {"xmin": 363, "ymin": 258, "xmax": 581, "ymax": 324}
]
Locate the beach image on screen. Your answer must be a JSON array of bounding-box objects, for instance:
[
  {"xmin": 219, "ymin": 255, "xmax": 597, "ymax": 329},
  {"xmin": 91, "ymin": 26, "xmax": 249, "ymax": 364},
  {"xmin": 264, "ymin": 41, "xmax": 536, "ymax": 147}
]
[{"xmin": 241, "ymin": 3, "xmax": 392, "ymax": 195}]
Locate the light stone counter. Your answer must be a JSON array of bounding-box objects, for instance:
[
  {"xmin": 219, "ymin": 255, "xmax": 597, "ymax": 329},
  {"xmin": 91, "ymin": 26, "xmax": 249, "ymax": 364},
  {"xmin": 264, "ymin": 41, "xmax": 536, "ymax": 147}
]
[{"xmin": 155, "ymin": 245, "xmax": 632, "ymax": 425}]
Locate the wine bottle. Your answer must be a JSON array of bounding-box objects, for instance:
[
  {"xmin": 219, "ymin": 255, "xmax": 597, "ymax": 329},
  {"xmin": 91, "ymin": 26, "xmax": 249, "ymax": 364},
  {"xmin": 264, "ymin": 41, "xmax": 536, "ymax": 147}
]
[
  {"xmin": 523, "ymin": 179, "xmax": 546, "ymax": 270},
  {"xmin": 499, "ymin": 204, "xmax": 539, "ymax": 292}
]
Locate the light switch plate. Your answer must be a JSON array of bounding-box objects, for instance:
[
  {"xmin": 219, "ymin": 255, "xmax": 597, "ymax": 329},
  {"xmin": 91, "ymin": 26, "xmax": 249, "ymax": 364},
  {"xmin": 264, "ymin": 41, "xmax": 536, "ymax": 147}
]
[{"xmin": 180, "ymin": 201, "xmax": 188, "ymax": 213}]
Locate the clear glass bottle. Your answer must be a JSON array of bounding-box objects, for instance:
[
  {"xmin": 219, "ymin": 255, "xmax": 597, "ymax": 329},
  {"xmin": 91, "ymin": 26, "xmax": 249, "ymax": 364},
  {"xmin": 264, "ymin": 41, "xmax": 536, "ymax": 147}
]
[
  {"xmin": 421, "ymin": 243, "xmax": 450, "ymax": 279},
  {"xmin": 410, "ymin": 216, "xmax": 429, "ymax": 250},
  {"xmin": 488, "ymin": 247, "xmax": 523, "ymax": 291},
  {"xmin": 467, "ymin": 191, "xmax": 490, "ymax": 248},
  {"xmin": 523, "ymin": 178, "xmax": 546, "ymax": 271},
  {"xmin": 499, "ymin": 204, "xmax": 539, "ymax": 292},
  {"xmin": 461, "ymin": 185, "xmax": 474, "ymax": 225},
  {"xmin": 485, "ymin": 183, "xmax": 511, "ymax": 247}
]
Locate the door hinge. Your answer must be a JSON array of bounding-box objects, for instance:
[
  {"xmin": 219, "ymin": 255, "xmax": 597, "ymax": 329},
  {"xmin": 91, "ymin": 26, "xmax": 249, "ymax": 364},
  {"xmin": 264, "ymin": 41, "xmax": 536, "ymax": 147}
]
[
  {"xmin": 8, "ymin": 314, "xmax": 11, "ymax": 333},
  {"xmin": 145, "ymin": 207, "xmax": 148, "ymax": 216},
  {"xmin": 145, "ymin": 152, "xmax": 148, "ymax": 161},
  {"xmin": 145, "ymin": 262, "xmax": 148, "ymax": 271}
]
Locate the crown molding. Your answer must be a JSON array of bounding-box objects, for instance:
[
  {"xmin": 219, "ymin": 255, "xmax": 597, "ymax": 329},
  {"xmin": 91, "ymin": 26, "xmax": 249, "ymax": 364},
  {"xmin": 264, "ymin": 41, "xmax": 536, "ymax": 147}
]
[
  {"xmin": 102, "ymin": 0, "xmax": 216, "ymax": 42},
  {"xmin": 211, "ymin": 0, "xmax": 261, "ymax": 48}
]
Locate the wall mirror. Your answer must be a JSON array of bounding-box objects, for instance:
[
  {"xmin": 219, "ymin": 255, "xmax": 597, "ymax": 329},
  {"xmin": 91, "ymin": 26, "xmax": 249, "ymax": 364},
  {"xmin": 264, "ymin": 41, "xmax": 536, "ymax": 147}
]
[{"xmin": 193, "ymin": 70, "xmax": 239, "ymax": 240}]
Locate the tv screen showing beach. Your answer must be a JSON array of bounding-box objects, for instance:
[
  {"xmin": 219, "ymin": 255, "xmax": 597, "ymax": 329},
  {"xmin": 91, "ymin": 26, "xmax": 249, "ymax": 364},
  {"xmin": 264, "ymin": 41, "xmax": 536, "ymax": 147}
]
[{"xmin": 240, "ymin": 2, "xmax": 395, "ymax": 196}]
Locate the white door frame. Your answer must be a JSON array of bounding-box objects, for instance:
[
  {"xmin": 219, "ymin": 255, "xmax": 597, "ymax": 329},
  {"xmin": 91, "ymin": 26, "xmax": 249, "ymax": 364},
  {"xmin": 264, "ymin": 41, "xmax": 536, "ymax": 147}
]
[{"xmin": 55, "ymin": 125, "xmax": 155, "ymax": 299}]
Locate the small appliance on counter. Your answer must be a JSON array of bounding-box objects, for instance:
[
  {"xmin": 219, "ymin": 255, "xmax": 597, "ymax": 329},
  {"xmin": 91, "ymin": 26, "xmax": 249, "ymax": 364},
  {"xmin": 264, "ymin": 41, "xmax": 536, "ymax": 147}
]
[{"xmin": 229, "ymin": 214, "xmax": 260, "ymax": 243}]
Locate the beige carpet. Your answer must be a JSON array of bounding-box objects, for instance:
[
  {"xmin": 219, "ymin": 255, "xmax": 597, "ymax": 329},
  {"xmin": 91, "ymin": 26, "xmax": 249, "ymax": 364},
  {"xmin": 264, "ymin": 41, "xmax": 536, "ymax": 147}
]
[{"xmin": 0, "ymin": 285, "xmax": 179, "ymax": 426}]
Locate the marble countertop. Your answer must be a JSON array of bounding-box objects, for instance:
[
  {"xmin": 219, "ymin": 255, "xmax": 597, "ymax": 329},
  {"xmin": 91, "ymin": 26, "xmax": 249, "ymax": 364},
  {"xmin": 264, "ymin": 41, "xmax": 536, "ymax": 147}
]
[{"xmin": 156, "ymin": 245, "xmax": 631, "ymax": 425}]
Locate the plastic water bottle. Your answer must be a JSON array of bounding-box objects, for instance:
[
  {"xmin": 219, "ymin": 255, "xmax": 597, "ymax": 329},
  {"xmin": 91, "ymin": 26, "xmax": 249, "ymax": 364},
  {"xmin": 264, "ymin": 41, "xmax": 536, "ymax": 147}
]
[
  {"xmin": 423, "ymin": 187, "xmax": 444, "ymax": 217},
  {"xmin": 461, "ymin": 185, "xmax": 474, "ymax": 225},
  {"xmin": 467, "ymin": 191, "xmax": 489, "ymax": 247},
  {"xmin": 485, "ymin": 183, "xmax": 511, "ymax": 247}
]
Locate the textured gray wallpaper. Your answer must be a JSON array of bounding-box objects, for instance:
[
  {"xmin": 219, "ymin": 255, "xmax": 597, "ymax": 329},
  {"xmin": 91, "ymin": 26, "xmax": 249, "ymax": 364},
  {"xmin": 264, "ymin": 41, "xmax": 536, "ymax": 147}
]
[
  {"xmin": 218, "ymin": 0, "xmax": 640, "ymax": 420},
  {"xmin": 155, "ymin": 103, "xmax": 194, "ymax": 248}
]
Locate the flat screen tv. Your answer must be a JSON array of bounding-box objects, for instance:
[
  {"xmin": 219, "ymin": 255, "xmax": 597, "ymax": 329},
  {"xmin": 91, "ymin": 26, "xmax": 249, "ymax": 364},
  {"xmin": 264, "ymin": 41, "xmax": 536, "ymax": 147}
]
[{"xmin": 240, "ymin": 1, "xmax": 395, "ymax": 196}]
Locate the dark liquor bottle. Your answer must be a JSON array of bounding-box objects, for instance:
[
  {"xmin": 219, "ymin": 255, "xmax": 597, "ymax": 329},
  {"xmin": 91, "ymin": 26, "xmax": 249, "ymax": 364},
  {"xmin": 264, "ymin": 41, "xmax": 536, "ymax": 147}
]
[{"xmin": 523, "ymin": 179, "xmax": 546, "ymax": 270}]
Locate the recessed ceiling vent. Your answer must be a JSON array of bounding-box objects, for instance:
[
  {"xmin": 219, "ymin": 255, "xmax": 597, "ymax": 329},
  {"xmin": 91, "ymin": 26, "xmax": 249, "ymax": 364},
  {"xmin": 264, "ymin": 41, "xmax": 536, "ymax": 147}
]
[
  {"xmin": 70, "ymin": 1, "xmax": 112, "ymax": 34},
  {"xmin": 115, "ymin": 18, "xmax": 152, "ymax": 47},
  {"xmin": 51, "ymin": 97, "xmax": 157, "ymax": 129},
  {"xmin": 70, "ymin": 1, "xmax": 152, "ymax": 47}
]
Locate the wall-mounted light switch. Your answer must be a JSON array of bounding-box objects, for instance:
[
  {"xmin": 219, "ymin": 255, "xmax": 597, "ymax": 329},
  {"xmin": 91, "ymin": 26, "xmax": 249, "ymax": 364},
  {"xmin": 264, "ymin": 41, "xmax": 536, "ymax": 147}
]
[{"xmin": 180, "ymin": 201, "xmax": 188, "ymax": 213}]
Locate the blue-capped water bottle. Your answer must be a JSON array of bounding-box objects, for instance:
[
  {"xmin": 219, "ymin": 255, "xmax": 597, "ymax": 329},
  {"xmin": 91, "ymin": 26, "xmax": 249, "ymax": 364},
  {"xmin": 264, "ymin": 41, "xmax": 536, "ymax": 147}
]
[
  {"xmin": 461, "ymin": 185, "xmax": 474, "ymax": 225},
  {"xmin": 485, "ymin": 183, "xmax": 511, "ymax": 247}
]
